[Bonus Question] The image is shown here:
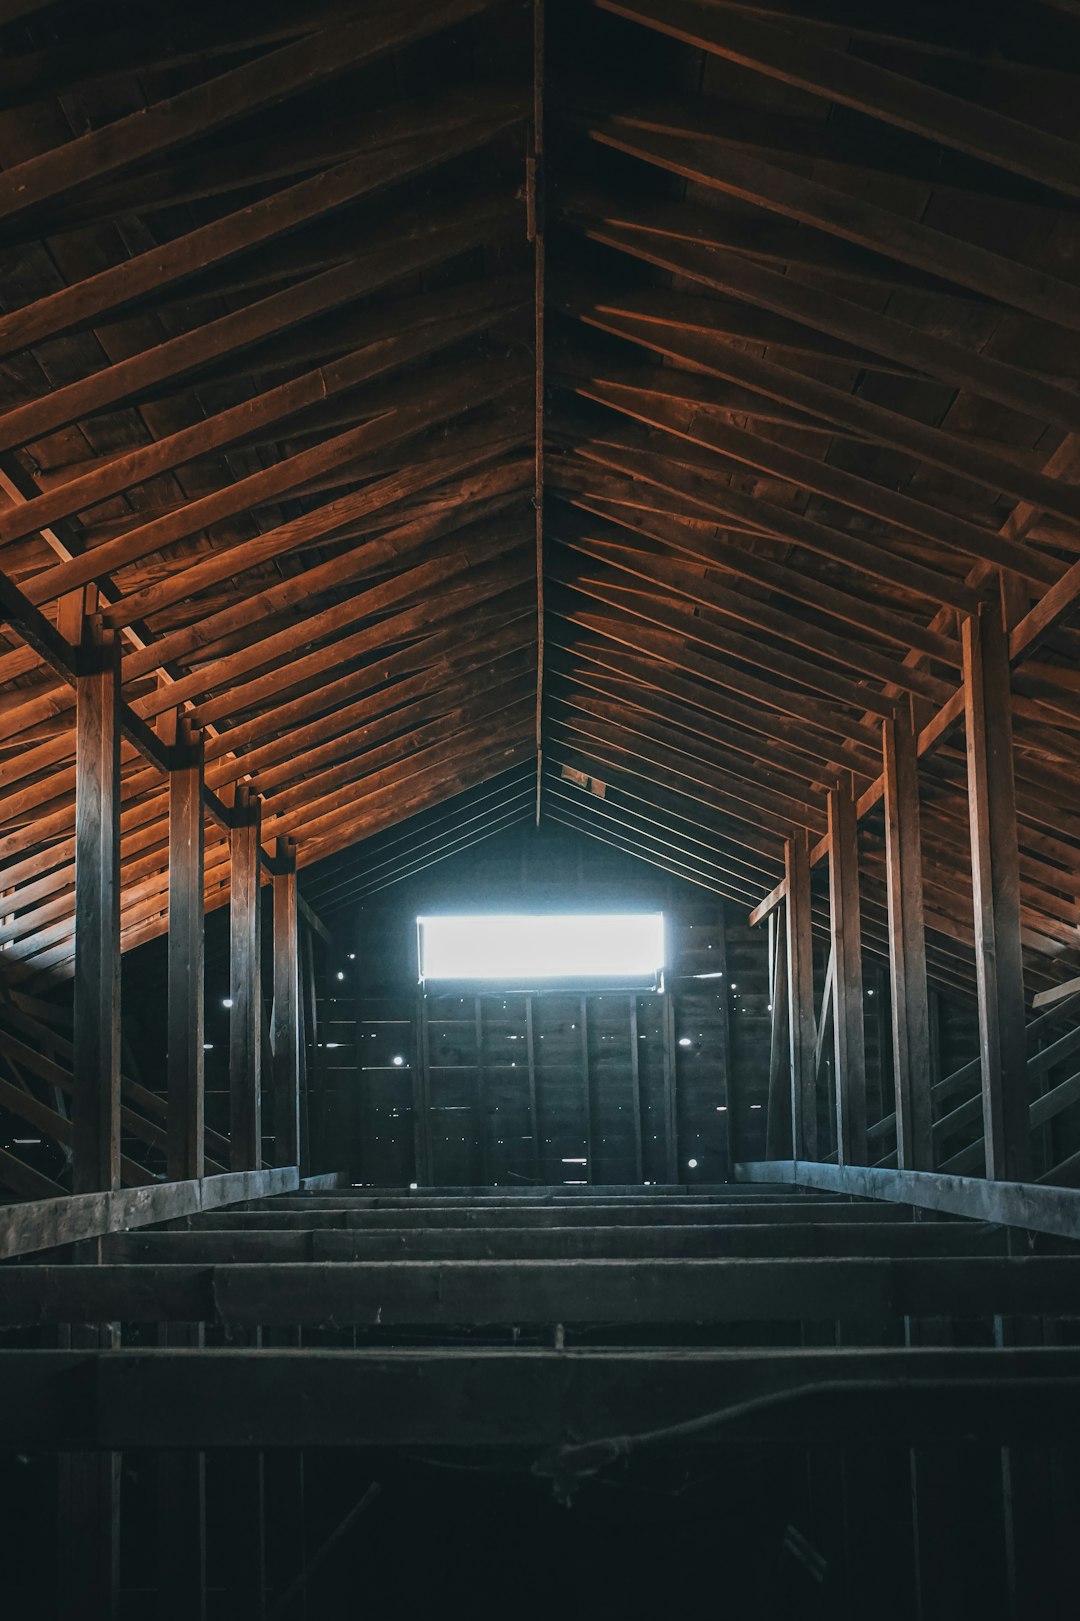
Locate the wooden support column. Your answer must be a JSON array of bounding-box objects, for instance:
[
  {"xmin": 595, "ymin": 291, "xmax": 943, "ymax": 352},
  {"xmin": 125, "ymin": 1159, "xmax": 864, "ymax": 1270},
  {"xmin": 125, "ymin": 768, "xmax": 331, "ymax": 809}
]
[
  {"xmin": 828, "ymin": 783, "xmax": 867, "ymax": 1166},
  {"xmin": 271, "ymin": 836, "xmax": 300, "ymax": 1168},
  {"xmin": 301, "ymin": 925, "xmax": 321, "ymax": 1178},
  {"xmin": 963, "ymin": 605, "xmax": 1031, "ymax": 1185},
  {"xmin": 883, "ymin": 709, "xmax": 933, "ymax": 1171},
  {"xmin": 714, "ymin": 902, "xmax": 735, "ymax": 1179},
  {"xmin": 765, "ymin": 910, "xmax": 792, "ymax": 1159},
  {"xmin": 662, "ymin": 990, "xmax": 679, "ymax": 1180},
  {"xmin": 166, "ymin": 714, "xmax": 205, "ymax": 1183},
  {"xmin": 73, "ymin": 618, "xmax": 121, "ymax": 1196},
  {"xmin": 56, "ymin": 1309, "xmax": 121, "ymax": 1621},
  {"xmin": 525, "ymin": 994, "xmax": 541, "ymax": 1182},
  {"xmin": 412, "ymin": 984, "xmax": 433, "ymax": 1188},
  {"xmin": 475, "ymin": 996, "xmax": 490, "ymax": 1186},
  {"xmin": 580, "ymin": 995, "xmax": 593, "ymax": 1183},
  {"xmin": 229, "ymin": 786, "xmax": 262, "ymax": 1172},
  {"xmin": 628, "ymin": 995, "xmax": 644, "ymax": 1183},
  {"xmin": 785, "ymin": 833, "xmax": 817, "ymax": 1161}
]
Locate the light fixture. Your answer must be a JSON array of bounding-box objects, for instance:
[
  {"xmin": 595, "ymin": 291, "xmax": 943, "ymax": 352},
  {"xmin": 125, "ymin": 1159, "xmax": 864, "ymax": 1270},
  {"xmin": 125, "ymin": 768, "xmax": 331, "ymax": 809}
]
[
  {"xmin": 222, "ymin": 997, "xmax": 233, "ymax": 1009},
  {"xmin": 417, "ymin": 912, "xmax": 665, "ymax": 981}
]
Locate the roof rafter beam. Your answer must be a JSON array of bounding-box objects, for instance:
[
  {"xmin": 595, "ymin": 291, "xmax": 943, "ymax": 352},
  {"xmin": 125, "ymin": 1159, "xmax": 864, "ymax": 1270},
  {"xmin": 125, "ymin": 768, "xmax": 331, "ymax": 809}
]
[
  {"xmin": 0, "ymin": 0, "xmax": 496, "ymax": 229},
  {"xmin": 598, "ymin": 0, "xmax": 1080, "ymax": 199}
]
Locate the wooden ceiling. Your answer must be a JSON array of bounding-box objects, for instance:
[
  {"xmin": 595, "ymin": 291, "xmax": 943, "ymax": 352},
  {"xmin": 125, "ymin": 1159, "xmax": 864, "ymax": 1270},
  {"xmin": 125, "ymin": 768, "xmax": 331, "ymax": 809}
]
[{"xmin": 1, "ymin": 0, "xmax": 1079, "ymax": 1003}]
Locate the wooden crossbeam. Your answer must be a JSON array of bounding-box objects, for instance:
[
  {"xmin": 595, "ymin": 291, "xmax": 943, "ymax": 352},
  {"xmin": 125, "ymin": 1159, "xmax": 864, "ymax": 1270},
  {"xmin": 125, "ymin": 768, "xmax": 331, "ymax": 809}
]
[
  {"xmin": 0, "ymin": 0, "xmax": 493, "ymax": 227},
  {"xmin": 569, "ymin": 209, "xmax": 1080, "ymax": 433},
  {"xmin": 588, "ymin": 120, "xmax": 1080, "ymax": 331},
  {"xmin": 600, "ymin": 0, "xmax": 1080, "ymax": 197}
]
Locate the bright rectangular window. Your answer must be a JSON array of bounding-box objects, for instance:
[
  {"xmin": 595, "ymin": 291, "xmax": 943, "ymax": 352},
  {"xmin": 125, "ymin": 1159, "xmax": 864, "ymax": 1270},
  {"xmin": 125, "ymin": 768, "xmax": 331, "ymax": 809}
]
[{"xmin": 417, "ymin": 913, "xmax": 664, "ymax": 986}]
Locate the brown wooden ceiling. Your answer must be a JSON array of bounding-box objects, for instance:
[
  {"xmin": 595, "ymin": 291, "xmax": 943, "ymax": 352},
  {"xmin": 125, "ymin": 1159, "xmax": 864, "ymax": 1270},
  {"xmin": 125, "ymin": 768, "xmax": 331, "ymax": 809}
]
[{"xmin": 0, "ymin": 0, "xmax": 1079, "ymax": 1004}]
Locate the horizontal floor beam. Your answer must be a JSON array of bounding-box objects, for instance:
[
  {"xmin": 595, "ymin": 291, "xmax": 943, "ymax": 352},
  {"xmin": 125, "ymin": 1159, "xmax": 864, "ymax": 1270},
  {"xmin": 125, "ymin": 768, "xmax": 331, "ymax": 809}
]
[
  {"xmin": 3, "ymin": 1346, "xmax": 1080, "ymax": 1449},
  {"xmin": 2, "ymin": 1257, "xmax": 1080, "ymax": 1329},
  {"xmin": 180, "ymin": 1202, "xmax": 908, "ymax": 1230},
  {"xmin": 736, "ymin": 1160, "xmax": 1080, "ymax": 1241},
  {"xmin": 0, "ymin": 1168, "xmax": 344, "ymax": 1259},
  {"xmin": 103, "ymin": 1221, "xmax": 1011, "ymax": 1263}
]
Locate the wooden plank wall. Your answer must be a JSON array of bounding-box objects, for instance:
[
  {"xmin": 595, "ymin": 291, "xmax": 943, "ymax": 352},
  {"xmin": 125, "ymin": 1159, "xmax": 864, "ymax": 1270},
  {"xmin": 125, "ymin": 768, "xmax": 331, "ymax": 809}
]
[{"xmin": 299, "ymin": 819, "xmax": 945, "ymax": 1189}]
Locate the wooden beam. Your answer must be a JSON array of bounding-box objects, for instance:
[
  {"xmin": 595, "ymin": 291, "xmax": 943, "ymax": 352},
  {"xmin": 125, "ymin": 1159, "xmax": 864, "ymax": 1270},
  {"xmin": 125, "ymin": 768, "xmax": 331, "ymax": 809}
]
[
  {"xmin": 72, "ymin": 620, "xmax": 121, "ymax": 1196},
  {"xmin": 765, "ymin": 912, "xmax": 791, "ymax": 1159},
  {"xmin": 21, "ymin": 334, "xmax": 522, "ymax": 603},
  {"xmin": 413, "ymin": 987, "xmax": 434, "ymax": 1188},
  {"xmin": 568, "ymin": 323, "xmax": 1070, "ymax": 574},
  {"xmin": 882, "ymin": 712, "xmax": 933, "ymax": 1171},
  {"xmin": 828, "ymin": 783, "xmax": 867, "ymax": 1167},
  {"xmin": 963, "ymin": 607, "xmax": 1031, "ymax": 1184},
  {"xmin": 0, "ymin": 0, "xmax": 491, "ymax": 228},
  {"xmin": 587, "ymin": 121, "xmax": 1080, "ymax": 333},
  {"xmin": 558, "ymin": 519, "xmax": 947, "ymax": 699},
  {"xmin": 580, "ymin": 995, "xmax": 593, "ymax": 1184},
  {"xmin": 272, "ymin": 839, "xmax": 301, "ymax": 1169},
  {"xmin": 0, "ymin": 92, "xmax": 522, "ymax": 359},
  {"xmin": 566, "ymin": 388, "xmax": 981, "ymax": 610},
  {"xmin": 737, "ymin": 1161, "xmax": 1080, "ymax": 1244},
  {"xmin": 0, "ymin": 1168, "xmax": 313, "ymax": 1261},
  {"xmin": 599, "ymin": 0, "xmax": 1080, "ymax": 199},
  {"xmin": 229, "ymin": 789, "xmax": 264, "ymax": 1173},
  {"xmin": 11, "ymin": 1254, "xmax": 1080, "ymax": 1328},
  {"xmin": 785, "ymin": 834, "xmax": 817, "ymax": 1161},
  {"xmin": 559, "ymin": 459, "xmax": 960, "ymax": 667},
  {"xmin": 661, "ymin": 992, "xmax": 679, "ymax": 1182},
  {"xmin": 572, "ymin": 210, "xmax": 1080, "ymax": 435},
  {"xmin": 166, "ymin": 716, "xmax": 205, "ymax": 1183},
  {"xmin": 1033, "ymin": 976, "xmax": 1080, "ymax": 1012},
  {"xmin": 6, "ymin": 1345, "xmax": 1080, "ymax": 1449}
]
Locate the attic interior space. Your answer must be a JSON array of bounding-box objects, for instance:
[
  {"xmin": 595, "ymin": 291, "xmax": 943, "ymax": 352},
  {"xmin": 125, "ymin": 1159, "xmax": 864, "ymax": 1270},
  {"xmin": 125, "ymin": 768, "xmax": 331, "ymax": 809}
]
[{"xmin": 3, "ymin": 0, "xmax": 1080, "ymax": 1614}]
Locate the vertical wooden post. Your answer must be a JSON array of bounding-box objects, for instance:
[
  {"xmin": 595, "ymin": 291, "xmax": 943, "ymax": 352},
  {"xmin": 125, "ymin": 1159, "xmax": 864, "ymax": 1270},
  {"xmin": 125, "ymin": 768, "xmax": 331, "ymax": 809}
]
[
  {"xmin": 883, "ymin": 709, "xmax": 933, "ymax": 1170},
  {"xmin": 580, "ymin": 994, "xmax": 592, "ymax": 1182},
  {"xmin": 828, "ymin": 783, "xmax": 867, "ymax": 1166},
  {"xmin": 714, "ymin": 903, "xmax": 735, "ymax": 1178},
  {"xmin": 628, "ymin": 994, "xmax": 644, "ymax": 1183},
  {"xmin": 525, "ymin": 993, "xmax": 541, "ymax": 1182},
  {"xmin": 73, "ymin": 618, "xmax": 121, "ymax": 1195},
  {"xmin": 166, "ymin": 714, "xmax": 204, "ymax": 1183},
  {"xmin": 765, "ymin": 910, "xmax": 792, "ymax": 1158},
  {"xmin": 156, "ymin": 1394, "xmax": 206, "ymax": 1621},
  {"xmin": 412, "ymin": 983, "xmax": 433, "ymax": 1186},
  {"xmin": 64, "ymin": 606, "xmax": 122, "ymax": 1609},
  {"xmin": 474, "ymin": 995, "xmax": 490, "ymax": 1186},
  {"xmin": 229, "ymin": 787, "xmax": 262, "ymax": 1171},
  {"xmin": 301, "ymin": 925, "xmax": 321, "ymax": 1177},
  {"xmin": 963, "ymin": 605, "xmax": 1030, "ymax": 1184},
  {"xmin": 272, "ymin": 836, "xmax": 300, "ymax": 1168},
  {"xmin": 785, "ymin": 833, "xmax": 817, "ymax": 1161},
  {"xmin": 662, "ymin": 990, "xmax": 679, "ymax": 1181},
  {"xmin": 296, "ymin": 926, "xmax": 310, "ymax": 1179}
]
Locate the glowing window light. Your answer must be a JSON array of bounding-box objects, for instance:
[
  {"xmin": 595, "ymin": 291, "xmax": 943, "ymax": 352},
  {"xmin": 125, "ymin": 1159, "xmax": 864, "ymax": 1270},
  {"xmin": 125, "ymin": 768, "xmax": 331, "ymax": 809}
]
[{"xmin": 417, "ymin": 914, "xmax": 664, "ymax": 982}]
